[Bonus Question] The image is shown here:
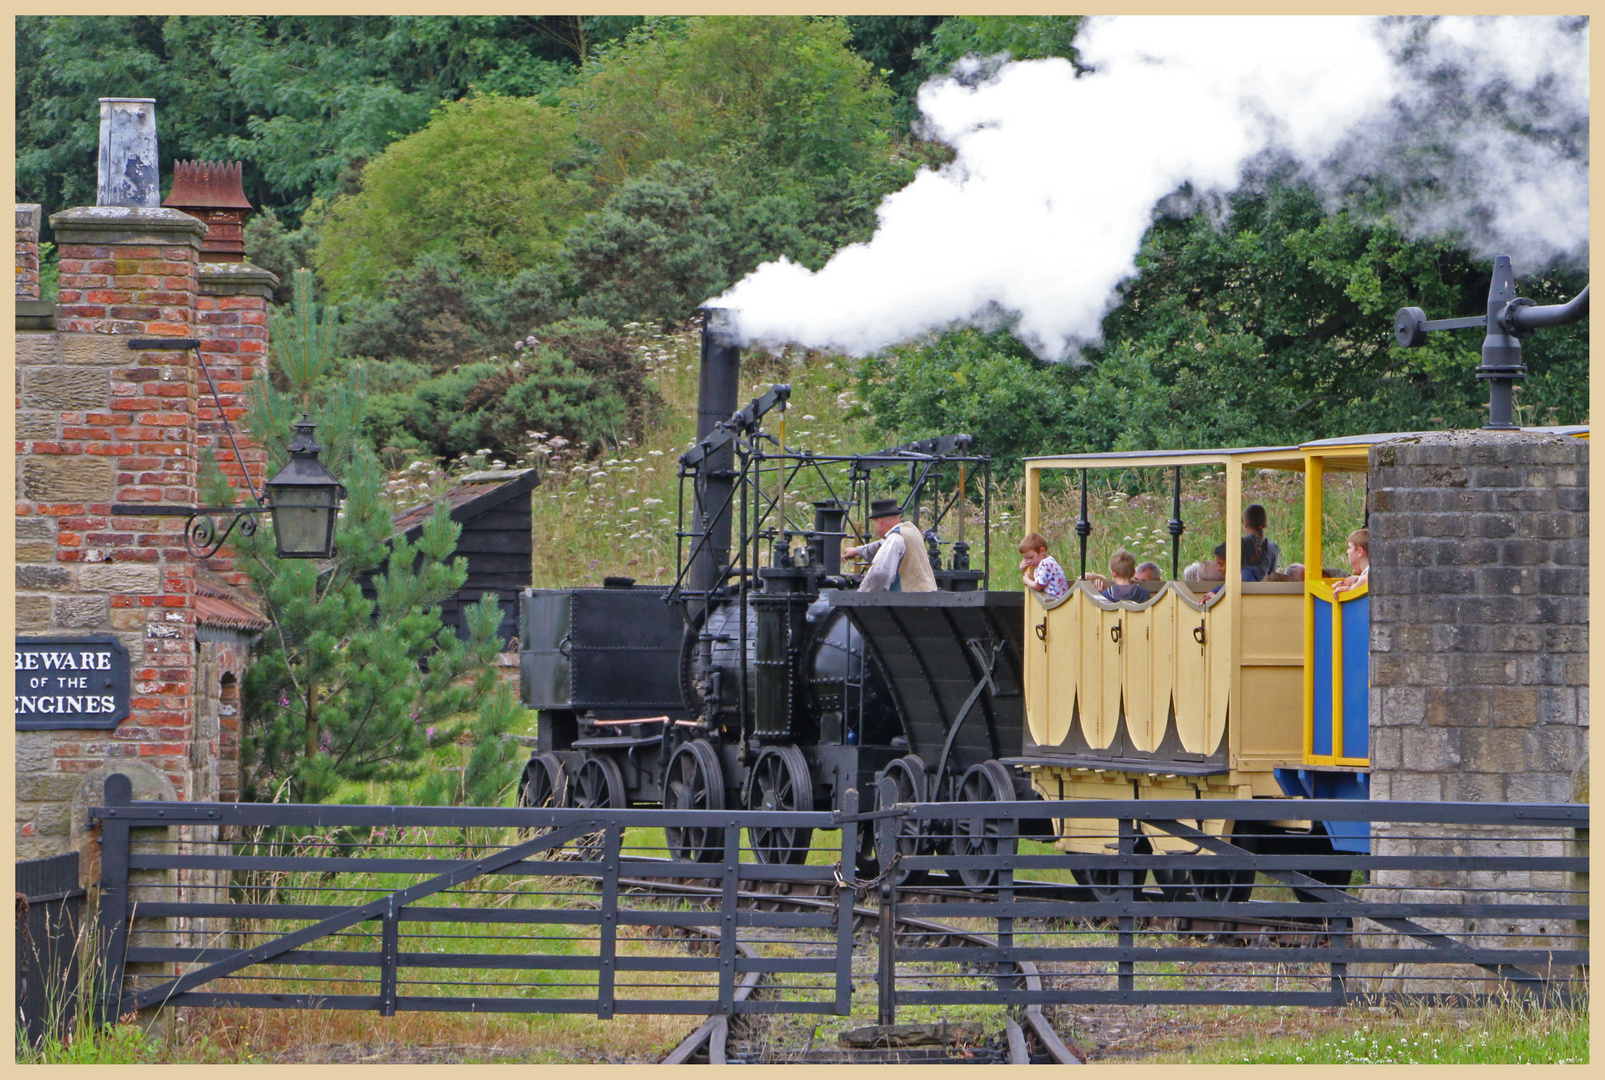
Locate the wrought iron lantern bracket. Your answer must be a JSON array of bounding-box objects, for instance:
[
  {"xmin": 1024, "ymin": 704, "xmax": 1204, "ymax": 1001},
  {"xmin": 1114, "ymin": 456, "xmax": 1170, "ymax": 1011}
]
[
  {"xmin": 108, "ymin": 502, "xmax": 270, "ymax": 559},
  {"xmin": 108, "ymin": 337, "xmax": 344, "ymax": 559}
]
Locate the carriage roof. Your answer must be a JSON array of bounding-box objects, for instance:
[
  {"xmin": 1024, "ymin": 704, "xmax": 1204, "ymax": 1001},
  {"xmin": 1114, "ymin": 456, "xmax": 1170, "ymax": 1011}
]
[{"xmin": 1023, "ymin": 425, "xmax": 1589, "ymax": 474}]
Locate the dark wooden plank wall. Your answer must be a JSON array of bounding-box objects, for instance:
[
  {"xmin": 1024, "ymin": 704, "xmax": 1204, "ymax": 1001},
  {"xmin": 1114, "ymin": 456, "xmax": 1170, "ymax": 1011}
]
[{"xmin": 362, "ymin": 473, "xmax": 537, "ymax": 646}]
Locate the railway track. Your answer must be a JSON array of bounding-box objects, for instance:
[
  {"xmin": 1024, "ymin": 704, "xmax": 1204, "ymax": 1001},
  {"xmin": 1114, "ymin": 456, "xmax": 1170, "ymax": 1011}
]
[
  {"xmin": 638, "ymin": 860, "xmax": 1337, "ymax": 1063},
  {"xmin": 644, "ymin": 871, "xmax": 1084, "ymax": 1064}
]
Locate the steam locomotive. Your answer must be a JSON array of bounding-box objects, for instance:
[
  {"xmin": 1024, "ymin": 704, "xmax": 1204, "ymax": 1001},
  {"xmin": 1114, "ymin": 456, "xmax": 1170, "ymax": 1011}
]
[{"xmin": 517, "ymin": 310, "xmax": 1035, "ymax": 871}]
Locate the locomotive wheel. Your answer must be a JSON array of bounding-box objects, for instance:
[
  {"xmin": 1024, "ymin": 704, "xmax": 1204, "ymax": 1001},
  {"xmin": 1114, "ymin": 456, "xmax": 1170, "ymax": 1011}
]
[
  {"xmin": 517, "ymin": 753, "xmax": 569, "ymax": 849},
  {"xmin": 664, "ymin": 740, "xmax": 726, "ymax": 863},
  {"xmin": 571, "ymin": 755, "xmax": 626, "ymax": 811},
  {"xmin": 952, "ymin": 760, "xmax": 1017, "ymax": 890},
  {"xmin": 745, "ymin": 746, "xmax": 814, "ymax": 865},
  {"xmin": 518, "ymin": 752, "xmax": 568, "ymax": 810},
  {"xmin": 569, "ymin": 755, "xmax": 626, "ymax": 860},
  {"xmin": 880, "ymin": 754, "xmax": 929, "ymax": 886}
]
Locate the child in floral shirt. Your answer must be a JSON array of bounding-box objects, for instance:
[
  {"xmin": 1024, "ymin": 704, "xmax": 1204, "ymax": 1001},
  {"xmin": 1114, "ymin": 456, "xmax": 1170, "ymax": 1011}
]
[{"xmin": 1019, "ymin": 532, "xmax": 1070, "ymax": 602}]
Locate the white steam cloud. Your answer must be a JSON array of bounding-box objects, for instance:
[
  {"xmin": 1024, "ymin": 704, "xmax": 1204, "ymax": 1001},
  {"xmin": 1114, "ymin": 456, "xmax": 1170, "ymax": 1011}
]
[{"xmin": 713, "ymin": 16, "xmax": 1588, "ymax": 360}]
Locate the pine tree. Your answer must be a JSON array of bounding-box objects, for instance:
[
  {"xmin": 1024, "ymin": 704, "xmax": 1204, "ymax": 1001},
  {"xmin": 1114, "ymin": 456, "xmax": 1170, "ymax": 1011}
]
[{"xmin": 211, "ymin": 268, "xmax": 509, "ymax": 803}]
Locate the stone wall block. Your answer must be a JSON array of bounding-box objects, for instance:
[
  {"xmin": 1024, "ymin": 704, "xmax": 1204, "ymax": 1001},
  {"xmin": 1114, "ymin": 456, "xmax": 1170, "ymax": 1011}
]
[
  {"xmin": 16, "ymin": 515, "xmax": 57, "ymax": 562},
  {"xmin": 1525, "ymin": 725, "xmax": 1582, "ymax": 773},
  {"xmin": 1485, "ymin": 687, "xmax": 1541, "ymax": 728},
  {"xmin": 16, "ymin": 414, "xmax": 60, "ymax": 440},
  {"xmin": 60, "ymin": 333, "xmax": 143, "ymax": 367},
  {"xmin": 23, "ymin": 367, "xmax": 110, "ymax": 410},
  {"xmin": 16, "ymin": 595, "xmax": 53, "ymax": 629},
  {"xmin": 1441, "ymin": 771, "xmax": 1504, "ymax": 803},
  {"xmin": 54, "ymin": 595, "xmax": 110, "ymax": 628},
  {"xmin": 21, "ymin": 455, "xmax": 115, "ymax": 502}
]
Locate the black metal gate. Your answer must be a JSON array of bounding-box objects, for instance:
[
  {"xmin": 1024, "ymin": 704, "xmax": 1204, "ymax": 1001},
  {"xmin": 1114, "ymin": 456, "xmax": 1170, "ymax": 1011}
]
[
  {"xmin": 90, "ymin": 774, "xmax": 857, "ymax": 1022},
  {"xmin": 873, "ymin": 784, "xmax": 1587, "ymax": 1015},
  {"xmin": 15, "ymin": 851, "xmax": 86, "ymax": 1047},
  {"xmin": 86, "ymin": 772, "xmax": 1586, "ymax": 1026}
]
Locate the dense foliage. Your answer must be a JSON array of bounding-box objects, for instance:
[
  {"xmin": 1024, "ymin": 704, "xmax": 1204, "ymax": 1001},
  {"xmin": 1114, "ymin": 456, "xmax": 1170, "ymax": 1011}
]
[
  {"xmin": 356, "ymin": 317, "xmax": 659, "ymax": 460},
  {"xmin": 15, "ymin": 15, "xmax": 637, "ymax": 225},
  {"xmin": 19, "ymin": 13, "xmax": 1588, "ymax": 482}
]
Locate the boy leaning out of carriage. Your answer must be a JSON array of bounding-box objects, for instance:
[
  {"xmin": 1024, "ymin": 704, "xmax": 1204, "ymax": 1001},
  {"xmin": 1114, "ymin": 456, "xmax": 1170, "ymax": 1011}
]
[{"xmin": 1019, "ymin": 532, "xmax": 1071, "ymax": 602}]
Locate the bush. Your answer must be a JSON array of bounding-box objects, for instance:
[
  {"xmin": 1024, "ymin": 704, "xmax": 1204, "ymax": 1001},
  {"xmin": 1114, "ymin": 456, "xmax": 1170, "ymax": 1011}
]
[
  {"xmin": 358, "ymin": 317, "xmax": 659, "ymax": 460},
  {"xmin": 565, "ymin": 161, "xmax": 738, "ymax": 325},
  {"xmin": 315, "ymin": 94, "xmax": 586, "ymax": 300}
]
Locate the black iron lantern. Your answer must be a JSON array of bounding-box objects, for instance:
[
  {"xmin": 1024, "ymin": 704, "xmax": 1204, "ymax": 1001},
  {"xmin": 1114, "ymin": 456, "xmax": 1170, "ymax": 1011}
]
[
  {"xmin": 111, "ymin": 339, "xmax": 348, "ymax": 560},
  {"xmin": 264, "ymin": 415, "xmax": 346, "ymax": 559}
]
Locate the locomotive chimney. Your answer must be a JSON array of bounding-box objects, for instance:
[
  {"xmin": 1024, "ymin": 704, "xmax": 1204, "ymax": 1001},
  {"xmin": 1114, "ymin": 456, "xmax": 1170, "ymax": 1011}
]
[{"xmin": 688, "ymin": 307, "xmax": 742, "ymax": 596}]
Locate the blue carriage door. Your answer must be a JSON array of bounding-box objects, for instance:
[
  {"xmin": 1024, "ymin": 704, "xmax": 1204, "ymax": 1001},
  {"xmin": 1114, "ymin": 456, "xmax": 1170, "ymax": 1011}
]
[
  {"xmin": 1310, "ymin": 593, "xmax": 1335, "ymax": 759},
  {"xmin": 1339, "ymin": 593, "xmax": 1370, "ymax": 761},
  {"xmin": 1308, "ymin": 584, "xmax": 1370, "ymax": 766}
]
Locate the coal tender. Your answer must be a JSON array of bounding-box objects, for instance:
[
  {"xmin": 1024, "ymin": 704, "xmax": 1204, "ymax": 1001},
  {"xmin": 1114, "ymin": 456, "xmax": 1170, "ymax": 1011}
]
[{"xmin": 518, "ymin": 309, "xmax": 1035, "ymax": 869}]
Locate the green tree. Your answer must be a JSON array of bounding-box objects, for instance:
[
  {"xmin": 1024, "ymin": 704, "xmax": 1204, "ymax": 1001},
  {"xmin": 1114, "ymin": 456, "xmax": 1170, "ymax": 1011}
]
[
  {"xmin": 15, "ymin": 16, "xmax": 594, "ymax": 230},
  {"xmin": 564, "ymin": 161, "xmax": 738, "ymax": 325},
  {"xmin": 315, "ymin": 94, "xmax": 585, "ymax": 300},
  {"xmin": 844, "ymin": 16, "xmax": 947, "ymax": 124},
  {"xmin": 570, "ymin": 16, "xmax": 907, "ymax": 230},
  {"xmin": 358, "ymin": 316, "xmax": 656, "ymax": 459},
  {"xmin": 913, "ymin": 15, "xmax": 1084, "ymax": 77},
  {"xmin": 1094, "ymin": 177, "xmax": 1590, "ymax": 443},
  {"xmin": 855, "ymin": 328, "xmax": 1076, "ymax": 473},
  {"xmin": 410, "ymin": 681, "xmax": 526, "ymax": 807},
  {"xmin": 225, "ymin": 270, "xmax": 504, "ymax": 803}
]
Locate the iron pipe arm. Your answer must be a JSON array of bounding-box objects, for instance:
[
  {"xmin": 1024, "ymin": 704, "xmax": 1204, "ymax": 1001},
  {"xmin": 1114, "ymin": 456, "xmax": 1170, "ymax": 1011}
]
[{"xmin": 1504, "ymin": 284, "xmax": 1588, "ymax": 333}]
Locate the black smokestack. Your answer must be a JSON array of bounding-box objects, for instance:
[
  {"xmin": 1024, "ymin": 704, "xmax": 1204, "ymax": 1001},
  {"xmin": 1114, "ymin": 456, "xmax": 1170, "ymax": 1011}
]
[{"xmin": 688, "ymin": 307, "xmax": 741, "ymax": 596}]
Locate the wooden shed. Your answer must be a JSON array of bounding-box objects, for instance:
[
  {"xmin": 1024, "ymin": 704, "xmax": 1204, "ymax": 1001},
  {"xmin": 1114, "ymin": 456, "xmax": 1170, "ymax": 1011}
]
[{"xmin": 363, "ymin": 468, "xmax": 538, "ymax": 645}]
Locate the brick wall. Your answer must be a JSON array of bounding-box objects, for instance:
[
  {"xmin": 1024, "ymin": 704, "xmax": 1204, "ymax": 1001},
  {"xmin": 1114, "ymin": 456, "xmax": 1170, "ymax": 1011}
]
[
  {"xmin": 15, "ymin": 206, "xmax": 206, "ymax": 861},
  {"xmin": 195, "ymin": 263, "xmax": 276, "ymax": 588}
]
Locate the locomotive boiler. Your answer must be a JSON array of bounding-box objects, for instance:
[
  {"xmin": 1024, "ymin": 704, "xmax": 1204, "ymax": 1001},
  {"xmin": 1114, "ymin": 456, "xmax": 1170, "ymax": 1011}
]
[{"xmin": 518, "ymin": 309, "xmax": 1034, "ymax": 870}]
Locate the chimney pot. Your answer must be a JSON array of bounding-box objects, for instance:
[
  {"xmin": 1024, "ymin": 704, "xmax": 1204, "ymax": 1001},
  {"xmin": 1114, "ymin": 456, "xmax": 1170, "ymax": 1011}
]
[
  {"xmin": 97, "ymin": 98, "xmax": 161, "ymax": 208},
  {"xmin": 165, "ymin": 160, "xmax": 255, "ymax": 261}
]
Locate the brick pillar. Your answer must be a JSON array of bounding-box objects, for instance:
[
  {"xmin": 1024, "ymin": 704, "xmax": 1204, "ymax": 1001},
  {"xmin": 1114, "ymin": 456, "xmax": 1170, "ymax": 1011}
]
[
  {"xmin": 16, "ymin": 202, "xmax": 41, "ymax": 299},
  {"xmin": 14, "ymin": 206, "xmax": 209, "ymax": 857},
  {"xmin": 1363, "ymin": 428, "xmax": 1588, "ymax": 991},
  {"xmin": 195, "ymin": 262, "xmax": 276, "ymax": 587}
]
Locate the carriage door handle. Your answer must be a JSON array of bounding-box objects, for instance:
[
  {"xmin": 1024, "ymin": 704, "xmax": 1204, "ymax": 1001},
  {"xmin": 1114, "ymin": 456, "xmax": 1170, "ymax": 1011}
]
[
  {"xmin": 1110, "ymin": 622, "xmax": 1122, "ymax": 645},
  {"xmin": 1192, "ymin": 621, "xmax": 1206, "ymax": 645},
  {"xmin": 1034, "ymin": 619, "xmax": 1047, "ymax": 642}
]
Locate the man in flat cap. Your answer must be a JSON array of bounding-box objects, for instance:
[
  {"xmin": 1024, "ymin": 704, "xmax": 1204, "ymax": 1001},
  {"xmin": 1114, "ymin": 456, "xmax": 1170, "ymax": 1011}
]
[{"xmin": 843, "ymin": 499, "xmax": 937, "ymax": 593}]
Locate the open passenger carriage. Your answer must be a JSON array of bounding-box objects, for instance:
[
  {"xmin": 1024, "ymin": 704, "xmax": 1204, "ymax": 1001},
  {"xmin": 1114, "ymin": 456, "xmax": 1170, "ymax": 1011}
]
[{"xmin": 1012, "ymin": 426, "xmax": 1587, "ymax": 897}]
